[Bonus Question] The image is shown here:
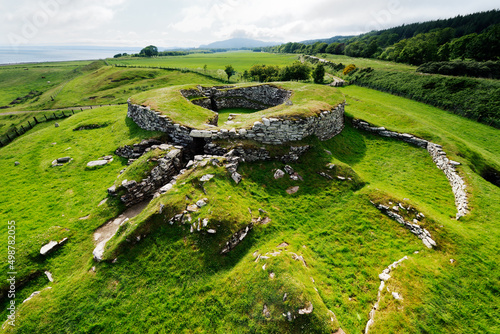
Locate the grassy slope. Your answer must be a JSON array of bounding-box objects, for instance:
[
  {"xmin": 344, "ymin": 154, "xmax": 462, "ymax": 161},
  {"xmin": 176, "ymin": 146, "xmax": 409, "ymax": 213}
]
[
  {"xmin": 340, "ymin": 85, "xmax": 500, "ymax": 177},
  {"xmin": 0, "ymin": 55, "xmax": 498, "ymax": 333},
  {"xmin": 339, "ymin": 86, "xmax": 500, "ymax": 333},
  {"xmin": 319, "ymin": 54, "xmax": 417, "ymax": 72},
  {"xmin": 0, "ymin": 111, "xmax": 73, "ymax": 139},
  {"xmin": 0, "ymin": 63, "xmax": 87, "ymax": 107},
  {"xmin": 0, "ymin": 106, "xmax": 162, "ymax": 295},
  {"xmin": 1, "ymin": 124, "xmax": 455, "ymax": 333},
  {"xmin": 2, "ymin": 64, "xmax": 221, "ymax": 112}
]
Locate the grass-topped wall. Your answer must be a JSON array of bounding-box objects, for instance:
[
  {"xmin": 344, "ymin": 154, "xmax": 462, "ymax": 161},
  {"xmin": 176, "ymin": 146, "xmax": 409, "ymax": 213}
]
[{"xmin": 128, "ymin": 82, "xmax": 345, "ymax": 145}]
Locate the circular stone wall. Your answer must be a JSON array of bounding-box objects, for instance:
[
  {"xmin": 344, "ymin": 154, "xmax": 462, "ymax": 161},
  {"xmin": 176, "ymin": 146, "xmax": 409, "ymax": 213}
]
[
  {"xmin": 180, "ymin": 85, "xmax": 292, "ymax": 112},
  {"xmin": 127, "ymin": 82, "xmax": 345, "ymax": 146}
]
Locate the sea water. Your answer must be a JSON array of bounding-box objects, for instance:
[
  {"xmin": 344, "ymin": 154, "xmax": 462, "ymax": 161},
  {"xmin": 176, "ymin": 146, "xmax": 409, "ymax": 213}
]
[{"xmin": 0, "ymin": 46, "xmax": 141, "ymax": 65}]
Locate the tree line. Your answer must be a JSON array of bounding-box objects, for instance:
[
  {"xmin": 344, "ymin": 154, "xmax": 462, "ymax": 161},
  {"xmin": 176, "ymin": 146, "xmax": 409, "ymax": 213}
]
[
  {"xmin": 241, "ymin": 62, "xmax": 325, "ymax": 84},
  {"xmin": 255, "ymin": 10, "xmax": 500, "ymax": 66}
]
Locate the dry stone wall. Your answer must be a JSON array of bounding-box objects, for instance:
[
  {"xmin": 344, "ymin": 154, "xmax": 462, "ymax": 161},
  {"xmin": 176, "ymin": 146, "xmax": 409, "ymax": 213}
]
[
  {"xmin": 108, "ymin": 145, "xmax": 184, "ymax": 207},
  {"xmin": 353, "ymin": 119, "xmax": 469, "ymax": 219},
  {"xmin": 127, "ymin": 100, "xmax": 344, "ymax": 146},
  {"xmin": 127, "ymin": 103, "xmax": 194, "ymax": 145},
  {"xmin": 181, "ymin": 85, "xmax": 292, "ymax": 111}
]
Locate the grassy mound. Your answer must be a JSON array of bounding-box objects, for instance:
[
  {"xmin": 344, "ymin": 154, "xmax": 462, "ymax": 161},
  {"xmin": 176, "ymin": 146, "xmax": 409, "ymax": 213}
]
[{"xmin": 129, "ymin": 82, "xmax": 345, "ymax": 129}]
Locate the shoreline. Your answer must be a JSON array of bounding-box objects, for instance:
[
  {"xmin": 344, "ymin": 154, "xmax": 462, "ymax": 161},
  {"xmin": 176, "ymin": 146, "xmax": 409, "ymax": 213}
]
[{"xmin": 0, "ymin": 58, "xmax": 104, "ymax": 67}]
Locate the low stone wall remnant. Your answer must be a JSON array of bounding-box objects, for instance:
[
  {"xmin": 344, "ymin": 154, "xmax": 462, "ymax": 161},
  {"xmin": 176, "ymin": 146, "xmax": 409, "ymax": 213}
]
[
  {"xmin": 108, "ymin": 145, "xmax": 184, "ymax": 207},
  {"xmin": 353, "ymin": 119, "xmax": 469, "ymax": 219}
]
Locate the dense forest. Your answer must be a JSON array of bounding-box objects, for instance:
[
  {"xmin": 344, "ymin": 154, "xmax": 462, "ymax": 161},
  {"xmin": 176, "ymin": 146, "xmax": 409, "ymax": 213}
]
[{"xmin": 257, "ymin": 10, "xmax": 500, "ymax": 65}]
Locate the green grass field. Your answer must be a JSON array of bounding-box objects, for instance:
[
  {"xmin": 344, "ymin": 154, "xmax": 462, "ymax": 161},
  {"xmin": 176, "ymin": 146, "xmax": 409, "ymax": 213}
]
[
  {"xmin": 0, "ymin": 53, "xmax": 498, "ymax": 333},
  {"xmin": 107, "ymin": 51, "xmax": 300, "ymax": 73},
  {"xmin": 317, "ymin": 54, "xmax": 417, "ymax": 72}
]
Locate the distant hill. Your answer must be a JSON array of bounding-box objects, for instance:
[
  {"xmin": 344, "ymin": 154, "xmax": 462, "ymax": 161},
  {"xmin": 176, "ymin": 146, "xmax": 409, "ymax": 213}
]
[
  {"xmin": 199, "ymin": 38, "xmax": 278, "ymax": 49},
  {"xmin": 300, "ymin": 35, "xmax": 355, "ymax": 45}
]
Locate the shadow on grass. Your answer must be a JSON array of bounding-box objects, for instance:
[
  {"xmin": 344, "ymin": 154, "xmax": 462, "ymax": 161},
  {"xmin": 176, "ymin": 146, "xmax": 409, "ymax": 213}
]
[
  {"xmin": 103, "ymin": 213, "xmax": 257, "ymax": 275},
  {"xmin": 322, "ymin": 118, "xmax": 368, "ymax": 165},
  {"xmin": 124, "ymin": 116, "xmax": 165, "ymax": 141}
]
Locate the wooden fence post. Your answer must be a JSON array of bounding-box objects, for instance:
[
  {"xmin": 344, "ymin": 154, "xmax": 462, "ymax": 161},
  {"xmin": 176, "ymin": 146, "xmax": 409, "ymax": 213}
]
[{"xmin": 33, "ymin": 116, "xmax": 38, "ymax": 123}]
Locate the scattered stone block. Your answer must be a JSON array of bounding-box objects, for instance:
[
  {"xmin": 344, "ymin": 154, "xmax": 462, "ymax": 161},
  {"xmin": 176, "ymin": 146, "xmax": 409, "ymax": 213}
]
[
  {"xmin": 87, "ymin": 160, "xmax": 109, "ymax": 167},
  {"xmin": 286, "ymin": 186, "xmax": 299, "ymax": 194},
  {"xmin": 274, "ymin": 169, "xmax": 285, "ymax": 179},
  {"xmin": 45, "ymin": 271, "xmax": 54, "ymax": 282},
  {"xmin": 231, "ymin": 172, "xmax": 242, "ymax": 184},
  {"xmin": 298, "ymin": 302, "xmax": 314, "ymax": 315},
  {"xmin": 196, "ymin": 199, "xmax": 207, "ymax": 208},
  {"xmin": 200, "ymin": 174, "xmax": 214, "ymax": 182},
  {"xmin": 392, "ymin": 292, "xmax": 402, "ymax": 300},
  {"xmin": 263, "ymin": 304, "xmax": 270, "ymax": 318},
  {"xmin": 159, "ymin": 183, "xmax": 173, "ymax": 193},
  {"xmin": 284, "ymin": 165, "xmax": 294, "ymax": 175},
  {"xmin": 57, "ymin": 157, "xmax": 71, "ymax": 163}
]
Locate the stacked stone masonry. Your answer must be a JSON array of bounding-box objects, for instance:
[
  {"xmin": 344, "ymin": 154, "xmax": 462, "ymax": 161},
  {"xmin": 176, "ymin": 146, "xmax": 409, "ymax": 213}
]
[
  {"xmin": 181, "ymin": 85, "xmax": 292, "ymax": 111},
  {"xmin": 353, "ymin": 119, "xmax": 469, "ymax": 219},
  {"xmin": 128, "ymin": 100, "xmax": 345, "ymax": 146},
  {"xmin": 108, "ymin": 145, "xmax": 184, "ymax": 207}
]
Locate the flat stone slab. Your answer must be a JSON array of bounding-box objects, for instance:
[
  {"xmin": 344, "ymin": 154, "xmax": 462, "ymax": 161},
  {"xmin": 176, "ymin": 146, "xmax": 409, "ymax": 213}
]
[
  {"xmin": 200, "ymin": 174, "xmax": 215, "ymax": 182},
  {"xmin": 87, "ymin": 160, "xmax": 110, "ymax": 167},
  {"xmin": 40, "ymin": 241, "xmax": 59, "ymax": 255}
]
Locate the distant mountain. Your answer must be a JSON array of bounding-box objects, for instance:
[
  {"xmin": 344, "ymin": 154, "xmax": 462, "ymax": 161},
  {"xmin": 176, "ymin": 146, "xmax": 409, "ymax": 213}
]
[
  {"xmin": 300, "ymin": 35, "xmax": 355, "ymax": 45},
  {"xmin": 199, "ymin": 38, "xmax": 278, "ymax": 49}
]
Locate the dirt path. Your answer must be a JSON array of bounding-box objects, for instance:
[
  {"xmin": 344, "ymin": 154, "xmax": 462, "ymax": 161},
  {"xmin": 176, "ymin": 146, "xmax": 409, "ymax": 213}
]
[{"xmin": 92, "ymin": 200, "xmax": 150, "ymax": 261}]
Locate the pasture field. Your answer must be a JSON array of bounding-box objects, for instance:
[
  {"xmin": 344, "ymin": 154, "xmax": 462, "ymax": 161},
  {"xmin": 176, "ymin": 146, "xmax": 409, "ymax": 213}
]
[
  {"xmin": 107, "ymin": 51, "xmax": 300, "ymax": 72},
  {"xmin": 0, "ymin": 53, "xmax": 498, "ymax": 333}
]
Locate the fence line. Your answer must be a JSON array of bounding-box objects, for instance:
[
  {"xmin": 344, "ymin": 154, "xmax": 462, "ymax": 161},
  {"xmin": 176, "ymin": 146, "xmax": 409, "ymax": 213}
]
[
  {"xmin": 0, "ymin": 110, "xmax": 75, "ymax": 147},
  {"xmin": 112, "ymin": 64, "xmax": 232, "ymax": 83}
]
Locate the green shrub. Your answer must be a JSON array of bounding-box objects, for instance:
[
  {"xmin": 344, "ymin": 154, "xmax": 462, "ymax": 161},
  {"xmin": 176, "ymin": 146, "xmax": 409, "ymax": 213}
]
[{"xmin": 351, "ymin": 69, "xmax": 500, "ymax": 127}]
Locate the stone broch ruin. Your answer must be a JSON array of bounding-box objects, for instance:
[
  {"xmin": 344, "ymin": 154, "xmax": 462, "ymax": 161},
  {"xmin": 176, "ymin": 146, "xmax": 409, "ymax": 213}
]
[
  {"xmin": 127, "ymin": 84, "xmax": 345, "ymax": 147},
  {"xmin": 99, "ymin": 83, "xmax": 470, "ymax": 330}
]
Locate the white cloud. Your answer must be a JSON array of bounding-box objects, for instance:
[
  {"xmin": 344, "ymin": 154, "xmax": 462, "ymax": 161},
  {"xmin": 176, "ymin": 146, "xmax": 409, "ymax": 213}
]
[{"xmin": 0, "ymin": 0, "xmax": 498, "ymax": 47}]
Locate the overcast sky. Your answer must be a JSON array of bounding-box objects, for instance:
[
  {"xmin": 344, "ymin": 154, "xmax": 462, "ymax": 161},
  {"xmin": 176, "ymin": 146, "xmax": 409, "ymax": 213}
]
[{"xmin": 1, "ymin": 0, "xmax": 498, "ymax": 48}]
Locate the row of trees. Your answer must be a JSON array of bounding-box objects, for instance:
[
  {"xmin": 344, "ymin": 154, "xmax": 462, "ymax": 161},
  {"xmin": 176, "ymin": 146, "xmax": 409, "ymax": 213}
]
[
  {"xmin": 241, "ymin": 62, "xmax": 325, "ymax": 83},
  {"xmin": 416, "ymin": 60, "xmax": 500, "ymax": 79},
  {"xmin": 379, "ymin": 24, "xmax": 500, "ymax": 65}
]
